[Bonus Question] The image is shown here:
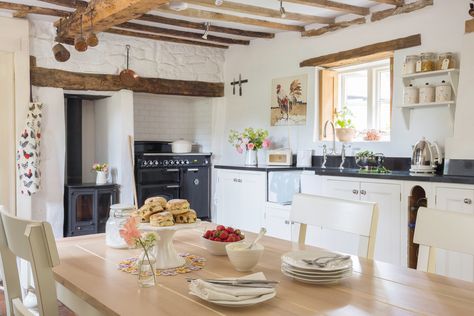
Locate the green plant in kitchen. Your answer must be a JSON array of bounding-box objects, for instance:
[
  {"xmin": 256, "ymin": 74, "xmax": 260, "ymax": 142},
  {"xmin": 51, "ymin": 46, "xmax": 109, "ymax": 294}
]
[
  {"xmin": 334, "ymin": 106, "xmax": 356, "ymax": 143},
  {"xmin": 335, "ymin": 106, "xmax": 355, "ymax": 129},
  {"xmin": 228, "ymin": 128, "xmax": 270, "ymax": 153}
]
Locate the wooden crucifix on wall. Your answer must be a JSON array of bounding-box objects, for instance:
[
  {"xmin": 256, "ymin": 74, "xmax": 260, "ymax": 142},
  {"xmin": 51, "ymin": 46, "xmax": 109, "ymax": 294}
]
[{"xmin": 230, "ymin": 74, "xmax": 248, "ymax": 96}]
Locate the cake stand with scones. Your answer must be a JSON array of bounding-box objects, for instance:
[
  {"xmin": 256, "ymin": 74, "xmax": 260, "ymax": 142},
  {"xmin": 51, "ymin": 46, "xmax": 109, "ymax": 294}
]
[{"xmin": 138, "ymin": 220, "xmax": 201, "ymax": 269}]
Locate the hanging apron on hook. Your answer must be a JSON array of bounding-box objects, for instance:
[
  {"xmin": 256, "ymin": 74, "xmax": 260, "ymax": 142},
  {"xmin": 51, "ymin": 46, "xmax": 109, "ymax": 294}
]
[{"xmin": 17, "ymin": 102, "xmax": 43, "ymax": 195}]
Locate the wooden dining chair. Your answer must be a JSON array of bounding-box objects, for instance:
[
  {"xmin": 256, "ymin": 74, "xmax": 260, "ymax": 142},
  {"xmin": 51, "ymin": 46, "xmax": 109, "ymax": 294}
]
[
  {"xmin": 414, "ymin": 207, "xmax": 474, "ymax": 273},
  {"xmin": 290, "ymin": 193, "xmax": 379, "ymax": 259},
  {"xmin": 0, "ymin": 211, "xmax": 60, "ymax": 316}
]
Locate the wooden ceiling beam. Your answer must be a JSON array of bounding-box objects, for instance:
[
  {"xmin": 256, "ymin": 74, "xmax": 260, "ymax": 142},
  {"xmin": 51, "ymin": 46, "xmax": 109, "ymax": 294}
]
[
  {"xmin": 186, "ymin": 0, "xmax": 335, "ymax": 24},
  {"xmin": 371, "ymin": 0, "xmax": 432, "ymax": 22},
  {"xmin": 370, "ymin": 0, "xmax": 404, "ymax": 5},
  {"xmin": 138, "ymin": 14, "xmax": 275, "ymax": 38},
  {"xmin": 118, "ymin": 21, "xmax": 249, "ymax": 45},
  {"xmin": 105, "ymin": 28, "xmax": 229, "ymax": 49},
  {"xmin": 31, "ymin": 64, "xmax": 224, "ymax": 97},
  {"xmin": 155, "ymin": 6, "xmax": 305, "ymax": 32},
  {"xmin": 38, "ymin": 0, "xmax": 87, "ymax": 9},
  {"xmin": 282, "ymin": 0, "xmax": 370, "ymax": 16},
  {"xmin": 56, "ymin": 0, "xmax": 169, "ymax": 39},
  {"xmin": 300, "ymin": 34, "xmax": 421, "ymax": 67},
  {"xmin": 0, "ymin": 1, "xmax": 70, "ymax": 17},
  {"xmin": 301, "ymin": 17, "xmax": 366, "ymax": 37}
]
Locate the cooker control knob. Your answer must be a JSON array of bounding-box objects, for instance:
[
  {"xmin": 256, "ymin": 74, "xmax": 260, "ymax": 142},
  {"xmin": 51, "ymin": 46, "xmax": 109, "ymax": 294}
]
[
  {"xmin": 180, "ymin": 160, "xmax": 185, "ymax": 165},
  {"xmin": 185, "ymin": 160, "xmax": 190, "ymax": 164},
  {"xmin": 154, "ymin": 160, "xmax": 159, "ymax": 166},
  {"xmin": 169, "ymin": 160, "xmax": 174, "ymax": 165},
  {"xmin": 163, "ymin": 160, "xmax": 169, "ymax": 166},
  {"xmin": 174, "ymin": 160, "xmax": 180, "ymax": 165}
]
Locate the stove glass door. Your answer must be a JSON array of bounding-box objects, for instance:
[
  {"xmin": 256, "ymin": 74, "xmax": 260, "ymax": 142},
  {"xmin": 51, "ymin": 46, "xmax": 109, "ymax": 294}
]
[{"xmin": 138, "ymin": 184, "xmax": 180, "ymax": 207}]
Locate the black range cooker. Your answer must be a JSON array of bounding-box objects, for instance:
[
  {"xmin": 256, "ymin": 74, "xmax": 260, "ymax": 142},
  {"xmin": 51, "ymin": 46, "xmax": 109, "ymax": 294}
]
[{"xmin": 134, "ymin": 141, "xmax": 211, "ymax": 220}]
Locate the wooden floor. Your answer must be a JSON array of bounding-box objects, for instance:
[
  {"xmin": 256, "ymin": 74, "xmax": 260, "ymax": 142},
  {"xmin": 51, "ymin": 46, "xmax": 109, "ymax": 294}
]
[{"xmin": 0, "ymin": 288, "xmax": 75, "ymax": 316}]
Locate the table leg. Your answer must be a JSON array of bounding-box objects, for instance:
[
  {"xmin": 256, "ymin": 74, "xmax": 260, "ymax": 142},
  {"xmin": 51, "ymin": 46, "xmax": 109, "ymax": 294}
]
[{"xmin": 152, "ymin": 230, "xmax": 186, "ymax": 269}]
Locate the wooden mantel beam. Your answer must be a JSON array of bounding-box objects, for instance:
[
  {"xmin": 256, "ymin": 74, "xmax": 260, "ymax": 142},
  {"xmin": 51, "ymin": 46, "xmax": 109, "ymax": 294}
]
[
  {"xmin": 31, "ymin": 64, "xmax": 224, "ymax": 97},
  {"xmin": 300, "ymin": 34, "xmax": 421, "ymax": 67},
  {"xmin": 56, "ymin": 0, "xmax": 169, "ymax": 39}
]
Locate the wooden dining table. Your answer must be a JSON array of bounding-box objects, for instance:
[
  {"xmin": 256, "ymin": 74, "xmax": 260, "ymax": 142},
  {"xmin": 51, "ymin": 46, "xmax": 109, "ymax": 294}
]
[{"xmin": 53, "ymin": 223, "xmax": 474, "ymax": 316}]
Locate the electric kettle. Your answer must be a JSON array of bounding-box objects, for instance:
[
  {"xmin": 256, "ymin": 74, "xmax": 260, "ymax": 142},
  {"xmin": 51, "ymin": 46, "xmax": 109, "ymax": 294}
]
[{"xmin": 410, "ymin": 137, "xmax": 442, "ymax": 174}]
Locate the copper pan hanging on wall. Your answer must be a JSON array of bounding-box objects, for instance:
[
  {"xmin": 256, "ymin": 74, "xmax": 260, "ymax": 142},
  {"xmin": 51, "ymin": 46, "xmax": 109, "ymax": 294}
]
[{"xmin": 120, "ymin": 45, "xmax": 138, "ymax": 86}]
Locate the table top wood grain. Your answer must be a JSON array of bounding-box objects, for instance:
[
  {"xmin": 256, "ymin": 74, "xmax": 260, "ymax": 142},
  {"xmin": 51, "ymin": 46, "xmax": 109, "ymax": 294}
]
[{"xmin": 53, "ymin": 223, "xmax": 474, "ymax": 316}]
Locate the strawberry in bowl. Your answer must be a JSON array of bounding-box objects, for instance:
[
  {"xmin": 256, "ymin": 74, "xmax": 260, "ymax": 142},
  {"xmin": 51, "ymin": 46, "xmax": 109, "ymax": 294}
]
[{"xmin": 202, "ymin": 225, "xmax": 245, "ymax": 255}]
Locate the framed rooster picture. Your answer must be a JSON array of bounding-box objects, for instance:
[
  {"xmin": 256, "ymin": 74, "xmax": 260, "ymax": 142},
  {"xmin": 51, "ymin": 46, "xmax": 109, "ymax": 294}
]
[{"xmin": 270, "ymin": 74, "xmax": 308, "ymax": 126}]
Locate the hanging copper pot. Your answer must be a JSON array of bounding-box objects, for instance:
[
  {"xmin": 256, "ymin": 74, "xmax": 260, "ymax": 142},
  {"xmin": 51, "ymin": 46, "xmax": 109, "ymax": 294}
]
[
  {"xmin": 53, "ymin": 19, "xmax": 70, "ymax": 62},
  {"xmin": 86, "ymin": 10, "xmax": 99, "ymax": 47},
  {"xmin": 120, "ymin": 45, "xmax": 138, "ymax": 86},
  {"xmin": 74, "ymin": 14, "xmax": 88, "ymax": 52}
]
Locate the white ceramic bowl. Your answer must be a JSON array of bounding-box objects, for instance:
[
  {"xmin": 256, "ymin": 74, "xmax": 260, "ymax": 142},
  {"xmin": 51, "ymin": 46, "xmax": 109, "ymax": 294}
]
[
  {"xmin": 226, "ymin": 242, "xmax": 264, "ymax": 272},
  {"xmin": 201, "ymin": 237, "xmax": 243, "ymax": 256}
]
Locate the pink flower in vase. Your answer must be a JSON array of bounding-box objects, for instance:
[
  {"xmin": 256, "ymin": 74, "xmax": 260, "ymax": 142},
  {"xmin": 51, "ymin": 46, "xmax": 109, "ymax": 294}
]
[
  {"xmin": 262, "ymin": 139, "xmax": 271, "ymax": 149},
  {"xmin": 242, "ymin": 138, "xmax": 249, "ymax": 145},
  {"xmin": 247, "ymin": 143, "xmax": 255, "ymax": 151},
  {"xmin": 236, "ymin": 146, "xmax": 244, "ymax": 154}
]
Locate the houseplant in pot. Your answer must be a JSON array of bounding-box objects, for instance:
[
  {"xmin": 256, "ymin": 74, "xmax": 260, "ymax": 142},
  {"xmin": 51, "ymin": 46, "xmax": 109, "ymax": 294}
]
[
  {"xmin": 93, "ymin": 163, "xmax": 109, "ymax": 184},
  {"xmin": 335, "ymin": 107, "xmax": 357, "ymax": 143},
  {"xmin": 228, "ymin": 128, "xmax": 270, "ymax": 166}
]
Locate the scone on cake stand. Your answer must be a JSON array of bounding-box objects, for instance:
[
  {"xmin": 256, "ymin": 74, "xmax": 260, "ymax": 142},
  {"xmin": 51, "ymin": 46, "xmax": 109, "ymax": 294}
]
[{"xmin": 138, "ymin": 199, "xmax": 200, "ymax": 269}]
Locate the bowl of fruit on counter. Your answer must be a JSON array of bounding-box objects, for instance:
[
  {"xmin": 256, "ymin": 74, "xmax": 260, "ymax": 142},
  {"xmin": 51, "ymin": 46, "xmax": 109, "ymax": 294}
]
[{"xmin": 202, "ymin": 225, "xmax": 245, "ymax": 255}]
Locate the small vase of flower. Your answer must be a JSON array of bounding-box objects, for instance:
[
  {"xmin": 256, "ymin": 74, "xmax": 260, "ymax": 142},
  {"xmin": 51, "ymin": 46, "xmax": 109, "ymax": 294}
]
[
  {"xmin": 120, "ymin": 217, "xmax": 157, "ymax": 288},
  {"xmin": 228, "ymin": 128, "xmax": 271, "ymax": 166},
  {"xmin": 92, "ymin": 163, "xmax": 109, "ymax": 185}
]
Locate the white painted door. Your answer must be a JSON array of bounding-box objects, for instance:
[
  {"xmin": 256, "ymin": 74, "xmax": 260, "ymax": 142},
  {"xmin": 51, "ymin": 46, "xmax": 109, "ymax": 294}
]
[
  {"xmin": 360, "ymin": 182, "xmax": 402, "ymax": 265},
  {"xmin": 434, "ymin": 187, "xmax": 474, "ymax": 281},
  {"xmin": 324, "ymin": 178, "xmax": 360, "ymax": 200},
  {"xmin": 263, "ymin": 203, "xmax": 291, "ymax": 240},
  {"xmin": 238, "ymin": 172, "xmax": 266, "ymax": 233},
  {"xmin": 215, "ymin": 170, "xmax": 241, "ymax": 227}
]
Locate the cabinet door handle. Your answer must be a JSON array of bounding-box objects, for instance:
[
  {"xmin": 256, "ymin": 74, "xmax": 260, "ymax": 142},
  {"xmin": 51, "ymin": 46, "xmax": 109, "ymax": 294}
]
[
  {"xmin": 166, "ymin": 185, "xmax": 180, "ymax": 189},
  {"xmin": 284, "ymin": 220, "xmax": 294, "ymax": 225},
  {"xmin": 352, "ymin": 189, "xmax": 359, "ymax": 195},
  {"xmin": 360, "ymin": 190, "xmax": 367, "ymax": 195},
  {"xmin": 233, "ymin": 178, "xmax": 242, "ymax": 183},
  {"xmin": 166, "ymin": 169, "xmax": 179, "ymax": 172},
  {"xmin": 464, "ymin": 198, "xmax": 472, "ymax": 205},
  {"xmin": 187, "ymin": 168, "xmax": 199, "ymax": 172}
]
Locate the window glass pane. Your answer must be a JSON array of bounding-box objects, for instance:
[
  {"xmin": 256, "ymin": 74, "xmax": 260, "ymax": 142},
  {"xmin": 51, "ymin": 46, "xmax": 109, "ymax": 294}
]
[
  {"xmin": 340, "ymin": 71, "xmax": 367, "ymax": 131},
  {"xmin": 376, "ymin": 68, "xmax": 391, "ymax": 132}
]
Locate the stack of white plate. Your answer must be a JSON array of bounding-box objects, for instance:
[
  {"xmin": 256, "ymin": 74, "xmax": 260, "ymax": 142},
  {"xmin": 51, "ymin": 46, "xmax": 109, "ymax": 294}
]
[{"xmin": 281, "ymin": 250, "xmax": 352, "ymax": 285}]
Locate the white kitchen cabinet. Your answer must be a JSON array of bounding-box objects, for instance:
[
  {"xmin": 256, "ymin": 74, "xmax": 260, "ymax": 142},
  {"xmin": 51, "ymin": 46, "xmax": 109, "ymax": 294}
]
[
  {"xmin": 322, "ymin": 177, "xmax": 402, "ymax": 265},
  {"xmin": 214, "ymin": 169, "xmax": 266, "ymax": 233},
  {"xmin": 263, "ymin": 202, "xmax": 292, "ymax": 241},
  {"xmin": 434, "ymin": 186, "xmax": 474, "ymax": 281}
]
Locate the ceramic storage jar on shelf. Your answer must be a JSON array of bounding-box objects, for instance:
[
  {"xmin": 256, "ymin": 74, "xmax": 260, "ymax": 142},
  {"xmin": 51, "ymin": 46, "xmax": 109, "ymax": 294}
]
[
  {"xmin": 404, "ymin": 84, "xmax": 419, "ymax": 104},
  {"xmin": 419, "ymin": 83, "xmax": 435, "ymax": 103},
  {"xmin": 420, "ymin": 53, "xmax": 436, "ymax": 72},
  {"xmin": 404, "ymin": 55, "xmax": 419, "ymax": 74},
  {"xmin": 435, "ymin": 81, "xmax": 452, "ymax": 102},
  {"xmin": 438, "ymin": 52, "xmax": 456, "ymax": 70}
]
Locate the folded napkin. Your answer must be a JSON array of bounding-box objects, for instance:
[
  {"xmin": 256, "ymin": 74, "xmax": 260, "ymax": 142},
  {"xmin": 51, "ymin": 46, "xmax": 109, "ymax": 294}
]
[{"xmin": 189, "ymin": 272, "xmax": 275, "ymax": 302}]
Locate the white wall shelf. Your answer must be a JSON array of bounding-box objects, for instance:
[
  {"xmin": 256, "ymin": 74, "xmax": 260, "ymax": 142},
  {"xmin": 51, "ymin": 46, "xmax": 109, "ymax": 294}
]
[{"xmin": 400, "ymin": 68, "xmax": 459, "ymax": 129}]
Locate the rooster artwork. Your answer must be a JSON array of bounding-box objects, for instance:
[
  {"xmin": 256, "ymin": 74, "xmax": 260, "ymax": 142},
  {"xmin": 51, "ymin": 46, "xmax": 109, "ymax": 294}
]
[{"xmin": 271, "ymin": 74, "xmax": 307, "ymax": 126}]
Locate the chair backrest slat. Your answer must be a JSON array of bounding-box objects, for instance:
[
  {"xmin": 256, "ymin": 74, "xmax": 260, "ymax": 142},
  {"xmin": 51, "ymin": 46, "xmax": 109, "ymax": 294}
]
[
  {"xmin": 414, "ymin": 207, "xmax": 474, "ymax": 273},
  {"xmin": 290, "ymin": 193, "xmax": 379, "ymax": 259}
]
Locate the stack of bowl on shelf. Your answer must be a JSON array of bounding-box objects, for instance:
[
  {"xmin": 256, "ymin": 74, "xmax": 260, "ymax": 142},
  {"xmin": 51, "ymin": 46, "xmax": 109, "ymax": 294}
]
[{"xmin": 403, "ymin": 52, "xmax": 457, "ymax": 106}]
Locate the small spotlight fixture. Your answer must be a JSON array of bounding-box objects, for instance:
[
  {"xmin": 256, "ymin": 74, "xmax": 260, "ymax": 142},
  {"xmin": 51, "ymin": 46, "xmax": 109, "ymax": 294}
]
[
  {"xmin": 280, "ymin": 0, "xmax": 286, "ymax": 18},
  {"xmin": 202, "ymin": 22, "xmax": 211, "ymax": 40},
  {"xmin": 215, "ymin": 0, "xmax": 223, "ymax": 5}
]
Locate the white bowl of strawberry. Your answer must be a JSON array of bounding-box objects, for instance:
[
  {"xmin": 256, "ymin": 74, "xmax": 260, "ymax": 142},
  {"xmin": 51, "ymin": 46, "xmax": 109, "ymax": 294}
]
[{"xmin": 202, "ymin": 225, "xmax": 245, "ymax": 255}]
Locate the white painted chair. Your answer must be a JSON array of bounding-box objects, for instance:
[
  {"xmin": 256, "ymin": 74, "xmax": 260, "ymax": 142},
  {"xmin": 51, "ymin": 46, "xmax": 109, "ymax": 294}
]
[
  {"xmin": 414, "ymin": 207, "xmax": 474, "ymax": 273},
  {"xmin": 290, "ymin": 193, "xmax": 379, "ymax": 259},
  {"xmin": 0, "ymin": 211, "xmax": 60, "ymax": 316}
]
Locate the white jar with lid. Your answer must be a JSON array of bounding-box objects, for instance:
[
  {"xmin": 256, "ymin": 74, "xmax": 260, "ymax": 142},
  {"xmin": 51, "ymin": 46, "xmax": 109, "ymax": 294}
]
[
  {"xmin": 404, "ymin": 84, "xmax": 419, "ymax": 104},
  {"xmin": 419, "ymin": 83, "xmax": 435, "ymax": 103},
  {"xmin": 106, "ymin": 204, "xmax": 136, "ymax": 248},
  {"xmin": 435, "ymin": 81, "xmax": 452, "ymax": 102}
]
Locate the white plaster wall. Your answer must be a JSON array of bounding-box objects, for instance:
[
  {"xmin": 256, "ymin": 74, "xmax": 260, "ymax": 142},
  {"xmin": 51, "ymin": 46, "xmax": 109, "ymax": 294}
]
[
  {"xmin": 29, "ymin": 20, "xmax": 225, "ymax": 82},
  {"xmin": 134, "ymin": 93, "xmax": 214, "ymax": 153},
  {"xmin": 95, "ymin": 90, "xmax": 135, "ymax": 205},
  {"xmin": 218, "ymin": 1, "xmax": 468, "ymax": 164}
]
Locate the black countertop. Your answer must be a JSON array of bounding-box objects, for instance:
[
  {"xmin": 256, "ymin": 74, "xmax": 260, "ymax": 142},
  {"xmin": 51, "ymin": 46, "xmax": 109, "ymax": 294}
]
[{"xmin": 214, "ymin": 165, "xmax": 474, "ymax": 185}]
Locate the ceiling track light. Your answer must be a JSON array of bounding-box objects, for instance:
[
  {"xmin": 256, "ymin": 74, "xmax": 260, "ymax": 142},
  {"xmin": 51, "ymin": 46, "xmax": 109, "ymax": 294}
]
[
  {"xmin": 280, "ymin": 0, "xmax": 286, "ymax": 18},
  {"xmin": 202, "ymin": 22, "xmax": 211, "ymax": 40}
]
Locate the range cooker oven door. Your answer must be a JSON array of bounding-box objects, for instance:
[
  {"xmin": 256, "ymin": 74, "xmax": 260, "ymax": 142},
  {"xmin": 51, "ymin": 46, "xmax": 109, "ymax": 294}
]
[
  {"xmin": 137, "ymin": 184, "xmax": 180, "ymax": 207},
  {"xmin": 137, "ymin": 167, "xmax": 180, "ymax": 185},
  {"xmin": 181, "ymin": 167, "xmax": 210, "ymax": 219}
]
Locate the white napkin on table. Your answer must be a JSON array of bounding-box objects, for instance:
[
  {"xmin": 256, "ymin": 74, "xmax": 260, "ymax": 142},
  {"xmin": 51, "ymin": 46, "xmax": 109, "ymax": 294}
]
[{"xmin": 189, "ymin": 272, "xmax": 275, "ymax": 302}]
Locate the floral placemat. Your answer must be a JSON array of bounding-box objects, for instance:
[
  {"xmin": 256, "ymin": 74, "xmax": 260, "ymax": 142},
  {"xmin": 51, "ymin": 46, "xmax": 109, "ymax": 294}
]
[{"xmin": 118, "ymin": 253, "xmax": 206, "ymax": 276}]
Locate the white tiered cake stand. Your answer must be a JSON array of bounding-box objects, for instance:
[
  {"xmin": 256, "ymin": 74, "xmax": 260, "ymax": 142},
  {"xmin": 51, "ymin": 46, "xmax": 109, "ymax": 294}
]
[{"xmin": 138, "ymin": 220, "xmax": 201, "ymax": 269}]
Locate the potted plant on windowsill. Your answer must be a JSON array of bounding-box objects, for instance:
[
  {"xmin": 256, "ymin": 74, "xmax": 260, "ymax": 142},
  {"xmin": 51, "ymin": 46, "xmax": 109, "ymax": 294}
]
[{"xmin": 335, "ymin": 107, "xmax": 357, "ymax": 143}]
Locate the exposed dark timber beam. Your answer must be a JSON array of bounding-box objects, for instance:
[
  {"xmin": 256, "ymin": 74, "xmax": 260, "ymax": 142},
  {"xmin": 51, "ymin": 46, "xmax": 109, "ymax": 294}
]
[
  {"xmin": 118, "ymin": 22, "xmax": 249, "ymax": 45},
  {"xmin": 38, "ymin": 0, "xmax": 87, "ymax": 8},
  {"xmin": 283, "ymin": 0, "xmax": 370, "ymax": 16},
  {"xmin": 370, "ymin": 0, "xmax": 404, "ymax": 5},
  {"xmin": 371, "ymin": 0, "xmax": 432, "ymax": 22},
  {"xmin": 138, "ymin": 14, "xmax": 275, "ymax": 39},
  {"xmin": 105, "ymin": 28, "xmax": 229, "ymax": 49},
  {"xmin": 186, "ymin": 0, "xmax": 335, "ymax": 24},
  {"xmin": 301, "ymin": 17, "xmax": 366, "ymax": 37},
  {"xmin": 56, "ymin": 0, "xmax": 169, "ymax": 39},
  {"xmin": 156, "ymin": 6, "xmax": 305, "ymax": 32},
  {"xmin": 0, "ymin": 1, "xmax": 70, "ymax": 17},
  {"xmin": 300, "ymin": 34, "xmax": 421, "ymax": 67},
  {"xmin": 31, "ymin": 64, "xmax": 224, "ymax": 97}
]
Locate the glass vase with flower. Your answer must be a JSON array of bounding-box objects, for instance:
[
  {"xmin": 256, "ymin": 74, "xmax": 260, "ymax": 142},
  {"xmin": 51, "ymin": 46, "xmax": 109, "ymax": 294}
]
[
  {"xmin": 120, "ymin": 217, "xmax": 157, "ymax": 287},
  {"xmin": 228, "ymin": 128, "xmax": 271, "ymax": 166}
]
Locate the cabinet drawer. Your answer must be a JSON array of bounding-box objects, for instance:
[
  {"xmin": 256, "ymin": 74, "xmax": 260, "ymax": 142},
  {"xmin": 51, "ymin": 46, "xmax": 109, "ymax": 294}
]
[{"xmin": 436, "ymin": 187, "xmax": 474, "ymax": 214}]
